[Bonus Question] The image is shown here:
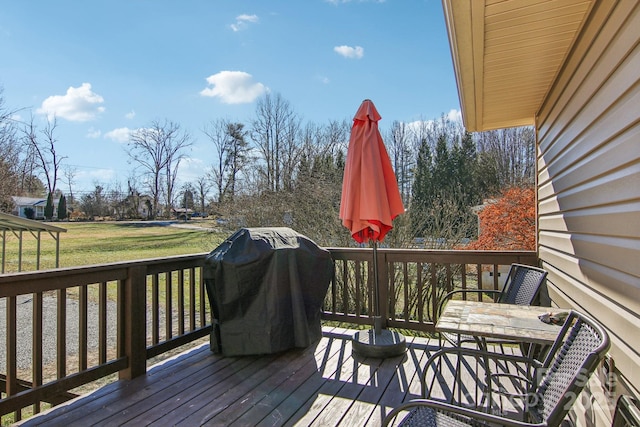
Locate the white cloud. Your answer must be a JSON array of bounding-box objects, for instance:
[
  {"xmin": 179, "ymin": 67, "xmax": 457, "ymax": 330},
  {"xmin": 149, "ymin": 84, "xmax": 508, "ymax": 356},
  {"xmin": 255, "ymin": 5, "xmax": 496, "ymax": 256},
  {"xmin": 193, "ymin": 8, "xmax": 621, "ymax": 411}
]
[
  {"xmin": 125, "ymin": 110, "xmax": 136, "ymax": 119},
  {"xmin": 447, "ymin": 109, "xmax": 462, "ymax": 123},
  {"xmin": 334, "ymin": 45, "xmax": 364, "ymax": 59},
  {"xmin": 37, "ymin": 83, "xmax": 105, "ymax": 122},
  {"xmin": 76, "ymin": 168, "xmax": 116, "ymax": 186},
  {"xmin": 200, "ymin": 71, "xmax": 268, "ymax": 104},
  {"xmin": 86, "ymin": 127, "xmax": 101, "ymax": 138},
  {"xmin": 177, "ymin": 157, "xmax": 205, "ymax": 185},
  {"xmin": 406, "ymin": 109, "xmax": 463, "ymax": 134},
  {"xmin": 104, "ymin": 127, "xmax": 133, "ymax": 143},
  {"xmin": 230, "ymin": 14, "xmax": 259, "ymax": 32},
  {"xmin": 317, "ymin": 75, "xmax": 330, "ymax": 84}
]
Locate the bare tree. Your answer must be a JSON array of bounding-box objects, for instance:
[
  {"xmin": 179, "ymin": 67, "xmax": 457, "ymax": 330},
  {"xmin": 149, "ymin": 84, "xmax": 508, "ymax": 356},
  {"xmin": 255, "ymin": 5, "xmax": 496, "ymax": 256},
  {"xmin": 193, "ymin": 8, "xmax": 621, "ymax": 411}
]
[
  {"xmin": 62, "ymin": 165, "xmax": 77, "ymax": 209},
  {"xmin": 127, "ymin": 120, "xmax": 192, "ymax": 218},
  {"xmin": 203, "ymin": 118, "xmax": 231, "ymax": 203},
  {"xmin": 21, "ymin": 115, "xmax": 65, "ymax": 197},
  {"xmin": 300, "ymin": 119, "xmax": 350, "ymax": 162},
  {"xmin": 251, "ymin": 93, "xmax": 302, "ymax": 193},
  {"xmin": 0, "ymin": 89, "xmax": 22, "ymax": 211},
  {"xmin": 80, "ymin": 184, "xmax": 109, "ymax": 218},
  {"xmin": 195, "ymin": 175, "xmax": 211, "ymax": 215},
  {"xmin": 474, "ymin": 126, "xmax": 536, "ymax": 190},
  {"xmin": 386, "ymin": 120, "xmax": 414, "ymax": 205},
  {"xmin": 202, "ymin": 119, "xmax": 250, "ymax": 203}
]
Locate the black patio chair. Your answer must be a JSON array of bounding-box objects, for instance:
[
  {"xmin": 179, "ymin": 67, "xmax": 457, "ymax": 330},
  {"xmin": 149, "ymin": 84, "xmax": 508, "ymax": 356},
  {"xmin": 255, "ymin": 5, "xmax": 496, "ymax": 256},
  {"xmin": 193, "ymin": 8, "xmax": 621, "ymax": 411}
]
[
  {"xmin": 382, "ymin": 310, "xmax": 610, "ymax": 427},
  {"xmin": 438, "ymin": 263, "xmax": 548, "ymax": 347},
  {"xmin": 612, "ymin": 395, "xmax": 640, "ymax": 426}
]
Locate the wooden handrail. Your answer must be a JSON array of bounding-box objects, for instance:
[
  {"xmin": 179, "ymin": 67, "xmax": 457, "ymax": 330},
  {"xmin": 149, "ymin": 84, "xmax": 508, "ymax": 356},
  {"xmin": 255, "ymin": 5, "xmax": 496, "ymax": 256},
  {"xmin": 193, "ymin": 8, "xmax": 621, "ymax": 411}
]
[{"xmin": 0, "ymin": 248, "xmax": 537, "ymax": 422}]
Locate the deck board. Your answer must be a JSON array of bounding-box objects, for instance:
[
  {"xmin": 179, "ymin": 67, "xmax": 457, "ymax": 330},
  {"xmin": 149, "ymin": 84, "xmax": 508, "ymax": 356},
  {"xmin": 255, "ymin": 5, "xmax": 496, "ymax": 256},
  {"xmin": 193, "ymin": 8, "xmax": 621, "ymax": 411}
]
[{"xmin": 17, "ymin": 327, "xmax": 442, "ymax": 427}]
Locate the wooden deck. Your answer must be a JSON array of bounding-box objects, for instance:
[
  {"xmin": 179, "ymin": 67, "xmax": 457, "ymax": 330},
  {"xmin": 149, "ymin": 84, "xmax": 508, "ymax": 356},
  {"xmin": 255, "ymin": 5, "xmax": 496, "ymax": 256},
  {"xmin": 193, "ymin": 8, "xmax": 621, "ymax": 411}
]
[{"xmin": 16, "ymin": 327, "xmax": 441, "ymax": 426}]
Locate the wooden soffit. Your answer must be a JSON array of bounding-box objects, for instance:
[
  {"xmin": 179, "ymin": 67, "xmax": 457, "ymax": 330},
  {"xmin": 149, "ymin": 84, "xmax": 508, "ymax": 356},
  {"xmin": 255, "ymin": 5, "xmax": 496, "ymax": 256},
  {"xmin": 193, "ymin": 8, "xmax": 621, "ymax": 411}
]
[{"xmin": 442, "ymin": 0, "xmax": 596, "ymax": 131}]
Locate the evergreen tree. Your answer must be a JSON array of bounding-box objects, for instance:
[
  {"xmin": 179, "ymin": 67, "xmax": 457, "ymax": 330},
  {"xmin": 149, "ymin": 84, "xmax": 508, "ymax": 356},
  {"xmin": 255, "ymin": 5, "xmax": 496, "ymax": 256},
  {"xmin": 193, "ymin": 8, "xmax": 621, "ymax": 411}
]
[
  {"xmin": 57, "ymin": 194, "xmax": 67, "ymax": 220},
  {"xmin": 410, "ymin": 131, "xmax": 482, "ymax": 247},
  {"xmin": 44, "ymin": 193, "xmax": 54, "ymax": 220}
]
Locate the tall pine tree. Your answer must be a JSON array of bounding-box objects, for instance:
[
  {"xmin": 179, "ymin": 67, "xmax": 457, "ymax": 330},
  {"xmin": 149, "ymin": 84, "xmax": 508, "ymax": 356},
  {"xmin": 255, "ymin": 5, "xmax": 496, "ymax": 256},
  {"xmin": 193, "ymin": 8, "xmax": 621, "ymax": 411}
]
[
  {"xmin": 410, "ymin": 131, "xmax": 482, "ymax": 247},
  {"xmin": 57, "ymin": 194, "xmax": 67, "ymax": 220},
  {"xmin": 44, "ymin": 193, "xmax": 54, "ymax": 220}
]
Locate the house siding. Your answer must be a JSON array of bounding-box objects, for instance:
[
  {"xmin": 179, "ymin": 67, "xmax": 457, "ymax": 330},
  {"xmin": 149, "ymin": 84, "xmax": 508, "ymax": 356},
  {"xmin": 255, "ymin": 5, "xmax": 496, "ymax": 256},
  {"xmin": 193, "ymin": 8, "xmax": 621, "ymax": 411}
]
[{"xmin": 536, "ymin": 0, "xmax": 640, "ymax": 424}]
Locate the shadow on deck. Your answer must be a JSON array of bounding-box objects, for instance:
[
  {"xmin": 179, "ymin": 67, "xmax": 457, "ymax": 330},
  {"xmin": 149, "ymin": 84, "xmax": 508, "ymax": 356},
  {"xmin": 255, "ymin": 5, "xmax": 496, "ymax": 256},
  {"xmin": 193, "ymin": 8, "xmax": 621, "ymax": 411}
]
[{"xmin": 16, "ymin": 327, "xmax": 442, "ymax": 426}]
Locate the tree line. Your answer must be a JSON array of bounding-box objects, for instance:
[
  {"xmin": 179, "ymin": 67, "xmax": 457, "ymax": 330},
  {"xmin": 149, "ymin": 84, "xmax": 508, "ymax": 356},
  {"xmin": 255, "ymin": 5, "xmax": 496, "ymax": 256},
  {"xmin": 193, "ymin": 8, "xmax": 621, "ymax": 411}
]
[{"xmin": 1, "ymin": 87, "xmax": 536, "ymax": 248}]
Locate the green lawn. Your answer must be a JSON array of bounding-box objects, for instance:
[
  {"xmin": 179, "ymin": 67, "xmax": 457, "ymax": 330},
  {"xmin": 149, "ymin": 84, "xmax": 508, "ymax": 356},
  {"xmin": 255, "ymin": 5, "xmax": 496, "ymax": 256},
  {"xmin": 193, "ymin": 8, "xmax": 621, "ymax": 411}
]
[{"xmin": 2, "ymin": 220, "xmax": 227, "ymax": 272}]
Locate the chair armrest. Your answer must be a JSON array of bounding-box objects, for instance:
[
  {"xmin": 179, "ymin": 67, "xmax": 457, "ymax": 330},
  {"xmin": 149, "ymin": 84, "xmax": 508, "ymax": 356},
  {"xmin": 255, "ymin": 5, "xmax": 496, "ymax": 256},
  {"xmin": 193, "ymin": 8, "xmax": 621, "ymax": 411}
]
[
  {"xmin": 419, "ymin": 346, "xmax": 541, "ymax": 398},
  {"xmin": 382, "ymin": 398, "xmax": 547, "ymax": 427}
]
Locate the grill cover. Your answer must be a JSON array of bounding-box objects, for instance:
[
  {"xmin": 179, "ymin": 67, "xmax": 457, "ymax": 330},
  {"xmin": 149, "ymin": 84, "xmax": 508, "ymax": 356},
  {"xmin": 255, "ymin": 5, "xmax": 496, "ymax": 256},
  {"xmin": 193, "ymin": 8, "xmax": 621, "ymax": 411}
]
[{"xmin": 203, "ymin": 227, "xmax": 333, "ymax": 356}]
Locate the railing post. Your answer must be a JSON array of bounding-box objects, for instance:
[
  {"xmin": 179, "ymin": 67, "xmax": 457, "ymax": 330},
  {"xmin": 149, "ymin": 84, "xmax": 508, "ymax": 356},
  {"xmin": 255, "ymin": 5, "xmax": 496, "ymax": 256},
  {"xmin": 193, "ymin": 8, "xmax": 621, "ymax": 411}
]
[
  {"xmin": 377, "ymin": 249, "xmax": 389, "ymax": 329},
  {"xmin": 121, "ymin": 265, "xmax": 147, "ymax": 380}
]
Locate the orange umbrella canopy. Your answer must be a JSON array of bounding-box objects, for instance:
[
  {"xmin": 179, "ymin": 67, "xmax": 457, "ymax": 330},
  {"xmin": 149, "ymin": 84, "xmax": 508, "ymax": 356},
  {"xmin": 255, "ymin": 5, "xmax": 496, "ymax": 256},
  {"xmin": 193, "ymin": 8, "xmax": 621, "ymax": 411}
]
[{"xmin": 340, "ymin": 99, "xmax": 405, "ymax": 244}]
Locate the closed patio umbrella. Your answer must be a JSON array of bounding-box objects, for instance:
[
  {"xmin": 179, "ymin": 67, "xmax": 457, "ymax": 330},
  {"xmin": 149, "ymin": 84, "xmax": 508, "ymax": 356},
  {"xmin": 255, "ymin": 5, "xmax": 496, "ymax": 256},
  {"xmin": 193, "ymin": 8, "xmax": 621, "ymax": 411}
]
[{"xmin": 340, "ymin": 99, "xmax": 406, "ymax": 358}]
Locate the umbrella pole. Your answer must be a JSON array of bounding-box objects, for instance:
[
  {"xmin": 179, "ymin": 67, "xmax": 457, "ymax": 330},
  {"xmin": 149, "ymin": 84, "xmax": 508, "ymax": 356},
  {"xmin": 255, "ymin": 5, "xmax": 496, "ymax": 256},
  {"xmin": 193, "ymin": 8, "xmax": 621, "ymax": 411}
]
[
  {"xmin": 372, "ymin": 240, "xmax": 382, "ymax": 335},
  {"xmin": 351, "ymin": 239, "xmax": 406, "ymax": 359}
]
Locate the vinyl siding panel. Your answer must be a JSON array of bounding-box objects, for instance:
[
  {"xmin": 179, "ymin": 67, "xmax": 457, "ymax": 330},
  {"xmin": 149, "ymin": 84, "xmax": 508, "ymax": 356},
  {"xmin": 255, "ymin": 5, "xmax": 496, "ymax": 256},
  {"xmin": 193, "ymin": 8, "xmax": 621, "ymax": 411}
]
[
  {"xmin": 538, "ymin": 203, "xmax": 640, "ymax": 238},
  {"xmin": 536, "ymin": 0, "xmax": 640, "ymax": 422}
]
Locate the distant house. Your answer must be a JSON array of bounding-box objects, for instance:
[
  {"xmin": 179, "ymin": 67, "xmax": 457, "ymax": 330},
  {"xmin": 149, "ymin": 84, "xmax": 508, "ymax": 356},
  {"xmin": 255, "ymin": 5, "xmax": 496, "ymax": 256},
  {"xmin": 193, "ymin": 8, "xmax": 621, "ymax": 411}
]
[{"xmin": 11, "ymin": 196, "xmax": 58, "ymax": 220}]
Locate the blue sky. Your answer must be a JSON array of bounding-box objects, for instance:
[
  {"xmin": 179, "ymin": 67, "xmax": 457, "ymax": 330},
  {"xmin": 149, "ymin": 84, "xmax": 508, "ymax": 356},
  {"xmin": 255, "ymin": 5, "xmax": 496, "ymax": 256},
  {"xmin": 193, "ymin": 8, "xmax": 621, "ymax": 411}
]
[{"xmin": 0, "ymin": 0, "xmax": 461, "ymax": 194}]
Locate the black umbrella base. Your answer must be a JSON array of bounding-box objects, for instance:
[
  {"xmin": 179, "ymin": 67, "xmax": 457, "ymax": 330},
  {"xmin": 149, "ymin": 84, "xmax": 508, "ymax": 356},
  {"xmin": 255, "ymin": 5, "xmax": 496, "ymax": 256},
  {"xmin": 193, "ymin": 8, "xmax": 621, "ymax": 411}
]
[{"xmin": 352, "ymin": 329, "xmax": 407, "ymax": 358}]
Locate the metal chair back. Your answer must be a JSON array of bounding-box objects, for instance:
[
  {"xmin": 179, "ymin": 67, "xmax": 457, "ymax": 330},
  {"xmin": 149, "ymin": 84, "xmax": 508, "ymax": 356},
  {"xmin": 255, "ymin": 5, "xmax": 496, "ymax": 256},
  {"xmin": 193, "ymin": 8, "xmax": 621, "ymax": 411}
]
[
  {"xmin": 382, "ymin": 310, "xmax": 609, "ymax": 427},
  {"xmin": 497, "ymin": 263, "xmax": 547, "ymax": 305},
  {"xmin": 528, "ymin": 310, "xmax": 610, "ymax": 426}
]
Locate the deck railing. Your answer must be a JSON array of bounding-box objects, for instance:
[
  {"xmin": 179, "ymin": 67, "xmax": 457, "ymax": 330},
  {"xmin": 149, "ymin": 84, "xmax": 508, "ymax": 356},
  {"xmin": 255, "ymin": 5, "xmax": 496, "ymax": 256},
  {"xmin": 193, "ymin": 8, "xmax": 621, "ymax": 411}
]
[
  {"xmin": 324, "ymin": 248, "xmax": 537, "ymax": 332},
  {"xmin": 0, "ymin": 248, "xmax": 536, "ymax": 422}
]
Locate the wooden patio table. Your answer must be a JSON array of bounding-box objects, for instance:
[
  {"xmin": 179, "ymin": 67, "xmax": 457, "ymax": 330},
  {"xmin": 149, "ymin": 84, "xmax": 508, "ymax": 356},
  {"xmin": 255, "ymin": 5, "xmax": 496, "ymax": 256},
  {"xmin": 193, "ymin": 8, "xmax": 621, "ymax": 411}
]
[{"xmin": 436, "ymin": 300, "xmax": 564, "ymax": 346}]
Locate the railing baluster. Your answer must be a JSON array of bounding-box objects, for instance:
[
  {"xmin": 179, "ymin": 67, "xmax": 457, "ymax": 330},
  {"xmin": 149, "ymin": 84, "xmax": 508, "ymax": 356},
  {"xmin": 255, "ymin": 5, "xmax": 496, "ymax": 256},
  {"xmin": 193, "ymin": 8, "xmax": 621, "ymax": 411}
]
[
  {"xmin": 57, "ymin": 289, "xmax": 66, "ymax": 379},
  {"xmin": 189, "ymin": 267, "xmax": 196, "ymax": 331},
  {"xmin": 199, "ymin": 271, "xmax": 207, "ymax": 328},
  {"xmin": 99, "ymin": 281, "xmax": 107, "ymax": 364},
  {"xmin": 117, "ymin": 279, "xmax": 124, "ymax": 359},
  {"xmin": 165, "ymin": 272, "xmax": 172, "ymax": 340},
  {"xmin": 152, "ymin": 273, "xmax": 159, "ymax": 345},
  {"xmin": 403, "ymin": 262, "xmax": 409, "ymax": 323},
  {"xmin": 476, "ymin": 263, "xmax": 482, "ymax": 299},
  {"xmin": 6, "ymin": 295, "xmax": 18, "ymax": 419},
  {"xmin": 178, "ymin": 269, "xmax": 185, "ymax": 336},
  {"xmin": 378, "ymin": 250, "xmax": 389, "ymax": 327},
  {"xmin": 344, "ymin": 261, "xmax": 352, "ymax": 316},
  {"xmin": 461, "ymin": 263, "xmax": 467, "ymax": 294},
  {"xmin": 32, "ymin": 292, "xmax": 43, "ymax": 414},
  {"xmin": 354, "ymin": 259, "xmax": 362, "ymax": 318},
  {"xmin": 79, "ymin": 284, "xmax": 88, "ymax": 371},
  {"xmin": 336, "ymin": 260, "xmax": 344, "ymax": 314},
  {"xmin": 388, "ymin": 262, "xmax": 396, "ymax": 321},
  {"xmin": 417, "ymin": 262, "xmax": 424, "ymax": 323},
  {"xmin": 430, "ymin": 263, "xmax": 438, "ymax": 317}
]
